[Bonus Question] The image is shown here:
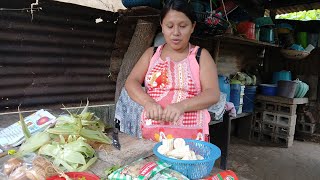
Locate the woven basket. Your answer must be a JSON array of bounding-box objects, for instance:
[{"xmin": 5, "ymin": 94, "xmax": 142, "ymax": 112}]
[
  {"xmin": 280, "ymin": 49, "xmax": 310, "ymax": 60},
  {"xmin": 153, "ymin": 139, "xmax": 221, "ymax": 179}
]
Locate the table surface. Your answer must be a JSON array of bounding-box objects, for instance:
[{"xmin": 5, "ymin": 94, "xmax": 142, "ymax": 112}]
[
  {"xmin": 209, "ymin": 112, "xmax": 252, "ymax": 125},
  {"xmin": 0, "ymin": 132, "xmax": 245, "ymax": 179}
]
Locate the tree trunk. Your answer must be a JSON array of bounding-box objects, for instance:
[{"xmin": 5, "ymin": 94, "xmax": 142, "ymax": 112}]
[
  {"xmin": 109, "ymin": 16, "xmax": 137, "ymax": 82},
  {"xmin": 115, "ymin": 19, "xmax": 157, "ymax": 102}
]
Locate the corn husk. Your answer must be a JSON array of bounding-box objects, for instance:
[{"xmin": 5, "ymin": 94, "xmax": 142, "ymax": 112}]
[
  {"xmin": 47, "ymin": 100, "xmax": 111, "ymax": 144},
  {"xmin": 38, "ymin": 137, "xmax": 97, "ymax": 172}
]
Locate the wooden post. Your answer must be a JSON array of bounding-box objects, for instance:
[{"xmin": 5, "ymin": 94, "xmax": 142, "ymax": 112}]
[
  {"xmin": 109, "ymin": 7, "xmax": 160, "ymax": 82},
  {"xmin": 212, "ymin": 40, "xmax": 220, "ymax": 63},
  {"xmin": 109, "ymin": 16, "xmax": 137, "ymax": 82},
  {"xmin": 115, "ymin": 19, "xmax": 157, "ymax": 102}
]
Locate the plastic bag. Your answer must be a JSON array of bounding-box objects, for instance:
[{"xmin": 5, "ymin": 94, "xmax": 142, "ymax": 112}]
[
  {"xmin": 205, "ymin": 170, "xmax": 238, "ymax": 180},
  {"xmin": 0, "ymin": 157, "xmax": 33, "ymax": 180},
  {"xmin": 150, "ymin": 168, "xmax": 189, "ymax": 180},
  {"xmin": 0, "ymin": 154, "xmax": 59, "ymax": 180},
  {"xmin": 108, "ymin": 159, "xmax": 170, "ymax": 180}
]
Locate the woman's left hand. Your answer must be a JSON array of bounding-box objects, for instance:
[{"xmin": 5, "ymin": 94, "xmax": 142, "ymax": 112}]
[{"xmin": 162, "ymin": 103, "xmax": 185, "ymax": 122}]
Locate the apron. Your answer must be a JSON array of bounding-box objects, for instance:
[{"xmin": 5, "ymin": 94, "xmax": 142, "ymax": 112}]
[{"xmin": 141, "ymin": 44, "xmax": 211, "ymax": 142}]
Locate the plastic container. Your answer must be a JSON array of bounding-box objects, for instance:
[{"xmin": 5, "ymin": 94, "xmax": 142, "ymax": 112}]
[
  {"xmin": 255, "ymin": 26, "xmax": 260, "ymax": 41},
  {"xmin": 153, "ymin": 139, "xmax": 221, "ymax": 179},
  {"xmin": 230, "ymin": 84, "xmax": 241, "ymax": 112},
  {"xmin": 259, "ymin": 84, "xmax": 277, "ymax": 96},
  {"xmin": 277, "ymin": 28, "xmax": 291, "ymax": 34},
  {"xmin": 308, "ymin": 33, "xmax": 319, "ymax": 47},
  {"xmin": 280, "ymin": 49, "xmax": 310, "ymax": 60},
  {"xmin": 254, "ymin": 17, "xmax": 274, "ymax": 27},
  {"xmin": 296, "ymin": 32, "xmax": 308, "ymax": 49},
  {"xmin": 218, "ymin": 75, "xmax": 230, "ymax": 101},
  {"xmin": 260, "ymin": 27, "xmax": 274, "ymax": 43},
  {"xmin": 272, "ymin": 71, "xmax": 292, "ymax": 84},
  {"xmin": 238, "ymin": 85, "xmax": 245, "ymax": 114},
  {"xmin": 47, "ymin": 172, "xmax": 99, "ymax": 180},
  {"xmin": 122, "ymin": 0, "xmax": 161, "ymax": 9},
  {"xmin": 243, "ymin": 86, "xmax": 257, "ymax": 113},
  {"xmin": 290, "ymin": 44, "xmax": 305, "ymax": 51},
  {"xmin": 278, "ymin": 33, "xmax": 295, "ymax": 47},
  {"xmin": 277, "ymin": 80, "xmax": 298, "ymax": 98},
  {"xmin": 276, "ymin": 23, "xmax": 293, "ymax": 34},
  {"xmin": 237, "ymin": 104, "xmax": 243, "ymax": 114},
  {"xmin": 294, "ymin": 80, "xmax": 309, "ymax": 98},
  {"xmin": 276, "ymin": 23, "xmax": 293, "ymax": 30},
  {"xmin": 237, "ymin": 21, "xmax": 255, "ymax": 40}
]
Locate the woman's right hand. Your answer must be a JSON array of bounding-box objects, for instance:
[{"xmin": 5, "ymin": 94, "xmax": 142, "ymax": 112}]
[{"xmin": 144, "ymin": 101, "xmax": 163, "ymax": 121}]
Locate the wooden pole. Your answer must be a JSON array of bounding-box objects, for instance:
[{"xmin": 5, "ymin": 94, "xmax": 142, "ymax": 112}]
[
  {"xmin": 115, "ymin": 19, "xmax": 157, "ymax": 102},
  {"xmin": 212, "ymin": 40, "xmax": 220, "ymax": 63}
]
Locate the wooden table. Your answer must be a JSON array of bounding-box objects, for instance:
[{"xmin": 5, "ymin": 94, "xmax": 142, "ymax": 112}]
[
  {"xmin": 209, "ymin": 112, "xmax": 252, "ymax": 170},
  {"xmin": 0, "ymin": 133, "xmax": 232, "ymax": 179},
  {"xmin": 0, "ymin": 133, "xmax": 156, "ymax": 177}
]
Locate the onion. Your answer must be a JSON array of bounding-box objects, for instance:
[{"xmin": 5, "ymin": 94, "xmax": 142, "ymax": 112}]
[{"xmin": 3, "ymin": 158, "xmax": 23, "ymax": 175}]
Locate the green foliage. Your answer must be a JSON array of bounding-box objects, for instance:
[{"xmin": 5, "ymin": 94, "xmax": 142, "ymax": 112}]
[{"xmin": 276, "ymin": 9, "xmax": 320, "ymax": 21}]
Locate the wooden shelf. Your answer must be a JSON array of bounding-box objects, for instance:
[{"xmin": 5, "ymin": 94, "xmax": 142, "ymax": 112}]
[
  {"xmin": 214, "ymin": 35, "xmax": 279, "ymax": 47},
  {"xmin": 256, "ymin": 95, "xmax": 308, "ymax": 105}
]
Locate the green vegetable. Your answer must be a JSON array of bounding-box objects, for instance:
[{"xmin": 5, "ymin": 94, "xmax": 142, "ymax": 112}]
[
  {"xmin": 47, "ymin": 100, "xmax": 112, "ymax": 144},
  {"xmin": 15, "ymin": 131, "xmax": 51, "ymax": 157},
  {"xmin": 38, "ymin": 137, "xmax": 97, "ymax": 172},
  {"xmin": 18, "ymin": 106, "xmax": 31, "ymax": 139},
  {"xmin": 105, "ymin": 165, "xmax": 121, "ymax": 176},
  {"xmin": 15, "ymin": 100, "xmax": 106, "ymax": 172}
]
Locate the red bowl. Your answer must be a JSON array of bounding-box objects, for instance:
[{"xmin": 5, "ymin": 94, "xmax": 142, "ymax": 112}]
[{"xmin": 47, "ymin": 172, "xmax": 100, "ymax": 180}]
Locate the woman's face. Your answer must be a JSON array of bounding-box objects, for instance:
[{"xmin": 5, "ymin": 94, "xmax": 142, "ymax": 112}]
[{"xmin": 161, "ymin": 10, "xmax": 195, "ymax": 51}]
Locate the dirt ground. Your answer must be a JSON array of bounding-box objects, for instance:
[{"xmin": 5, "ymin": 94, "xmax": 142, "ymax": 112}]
[{"xmin": 227, "ymin": 137, "xmax": 320, "ymax": 180}]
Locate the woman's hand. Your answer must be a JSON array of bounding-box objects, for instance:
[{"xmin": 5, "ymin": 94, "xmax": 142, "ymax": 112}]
[
  {"xmin": 162, "ymin": 103, "xmax": 185, "ymax": 122},
  {"xmin": 144, "ymin": 101, "xmax": 163, "ymax": 121}
]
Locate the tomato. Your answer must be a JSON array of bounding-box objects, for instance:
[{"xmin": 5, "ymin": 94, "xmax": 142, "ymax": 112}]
[{"xmin": 37, "ymin": 116, "xmax": 49, "ymax": 125}]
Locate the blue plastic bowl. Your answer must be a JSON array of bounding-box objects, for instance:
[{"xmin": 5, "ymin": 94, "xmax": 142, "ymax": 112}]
[
  {"xmin": 153, "ymin": 139, "xmax": 221, "ymax": 179},
  {"xmin": 260, "ymin": 84, "xmax": 277, "ymax": 96}
]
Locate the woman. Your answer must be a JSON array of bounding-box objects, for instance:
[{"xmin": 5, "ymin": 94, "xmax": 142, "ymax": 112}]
[{"xmin": 125, "ymin": 0, "xmax": 220, "ymax": 141}]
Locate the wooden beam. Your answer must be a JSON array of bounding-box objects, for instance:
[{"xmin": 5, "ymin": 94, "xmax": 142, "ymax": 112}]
[{"xmin": 269, "ymin": 0, "xmax": 320, "ymax": 9}]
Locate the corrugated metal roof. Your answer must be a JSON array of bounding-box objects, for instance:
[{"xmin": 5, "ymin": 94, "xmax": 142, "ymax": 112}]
[
  {"xmin": 275, "ymin": 2, "xmax": 320, "ymax": 15},
  {"xmin": 54, "ymin": 0, "xmax": 126, "ymax": 12},
  {"xmin": 0, "ymin": 1, "xmax": 118, "ymax": 111}
]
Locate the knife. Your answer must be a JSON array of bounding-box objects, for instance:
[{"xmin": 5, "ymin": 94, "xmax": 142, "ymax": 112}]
[{"xmin": 112, "ymin": 119, "xmax": 121, "ymax": 150}]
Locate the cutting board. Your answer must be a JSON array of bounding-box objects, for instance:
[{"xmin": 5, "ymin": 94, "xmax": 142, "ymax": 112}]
[{"xmin": 89, "ymin": 133, "xmax": 157, "ymax": 177}]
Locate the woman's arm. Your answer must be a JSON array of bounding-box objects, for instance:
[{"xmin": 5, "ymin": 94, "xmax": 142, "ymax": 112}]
[
  {"xmin": 162, "ymin": 48, "xmax": 220, "ymax": 121},
  {"xmin": 181, "ymin": 48, "xmax": 220, "ymax": 111},
  {"xmin": 125, "ymin": 47, "xmax": 163, "ymax": 120}
]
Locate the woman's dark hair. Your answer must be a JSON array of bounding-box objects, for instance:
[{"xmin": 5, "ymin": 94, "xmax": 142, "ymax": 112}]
[{"xmin": 160, "ymin": 0, "xmax": 196, "ymax": 23}]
